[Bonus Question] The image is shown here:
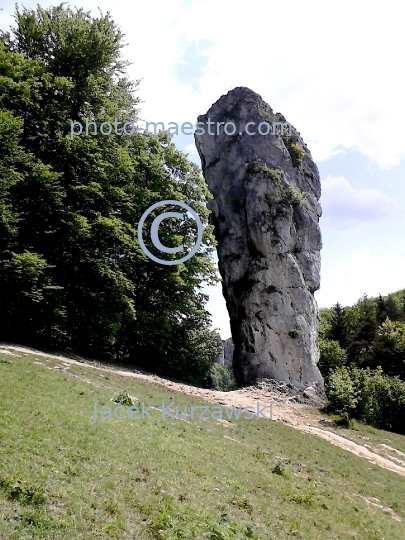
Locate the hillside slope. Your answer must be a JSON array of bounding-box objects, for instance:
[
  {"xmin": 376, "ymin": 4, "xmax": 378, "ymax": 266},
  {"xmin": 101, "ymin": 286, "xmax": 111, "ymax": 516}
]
[{"xmin": 1, "ymin": 344, "xmax": 405, "ymax": 539}]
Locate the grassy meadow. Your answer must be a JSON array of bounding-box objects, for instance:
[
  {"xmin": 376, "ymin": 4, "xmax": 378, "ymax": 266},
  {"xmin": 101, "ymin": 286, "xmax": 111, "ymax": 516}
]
[{"xmin": 1, "ymin": 350, "xmax": 405, "ymax": 539}]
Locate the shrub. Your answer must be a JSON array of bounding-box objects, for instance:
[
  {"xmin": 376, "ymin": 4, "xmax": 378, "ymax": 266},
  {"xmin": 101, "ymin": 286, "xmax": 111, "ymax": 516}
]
[
  {"xmin": 281, "ymin": 128, "xmax": 306, "ymax": 168},
  {"xmin": 325, "ymin": 366, "xmax": 358, "ymax": 419},
  {"xmin": 288, "ymin": 143, "xmax": 306, "ymax": 168},
  {"xmin": 318, "ymin": 339, "xmax": 347, "ymax": 382},
  {"xmin": 325, "ymin": 365, "xmax": 405, "ymax": 434},
  {"xmin": 210, "ymin": 363, "xmax": 237, "ymax": 391},
  {"xmin": 0, "ymin": 477, "xmax": 46, "ymax": 506},
  {"xmin": 266, "ymin": 168, "xmax": 282, "ymax": 183},
  {"xmin": 272, "ymin": 463, "xmax": 288, "ymax": 477},
  {"xmin": 112, "ymin": 391, "xmax": 134, "ymax": 406},
  {"xmin": 282, "ymin": 187, "xmax": 306, "ymax": 205}
]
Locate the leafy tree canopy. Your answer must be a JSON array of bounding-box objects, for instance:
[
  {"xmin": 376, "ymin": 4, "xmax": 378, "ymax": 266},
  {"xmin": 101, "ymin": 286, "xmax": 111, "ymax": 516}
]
[{"xmin": 0, "ymin": 4, "xmax": 221, "ymax": 383}]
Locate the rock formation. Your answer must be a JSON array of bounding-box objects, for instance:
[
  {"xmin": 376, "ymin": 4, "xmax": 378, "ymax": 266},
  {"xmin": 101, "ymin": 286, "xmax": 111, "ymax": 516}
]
[
  {"xmin": 222, "ymin": 338, "xmax": 234, "ymax": 367},
  {"xmin": 195, "ymin": 87, "xmax": 324, "ymax": 390},
  {"xmin": 215, "ymin": 338, "xmax": 234, "ymax": 367}
]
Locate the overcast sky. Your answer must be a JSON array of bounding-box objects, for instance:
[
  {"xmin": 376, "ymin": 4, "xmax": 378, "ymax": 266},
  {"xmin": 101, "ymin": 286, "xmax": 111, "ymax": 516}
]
[{"xmin": 2, "ymin": 0, "xmax": 405, "ymax": 338}]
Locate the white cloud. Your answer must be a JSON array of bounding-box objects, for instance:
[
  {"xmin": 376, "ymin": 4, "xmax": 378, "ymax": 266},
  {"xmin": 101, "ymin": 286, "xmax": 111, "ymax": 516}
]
[
  {"xmin": 320, "ymin": 176, "xmax": 399, "ymax": 229},
  {"xmin": 160, "ymin": 0, "xmax": 405, "ymax": 168},
  {"xmin": 315, "ymin": 248, "xmax": 405, "ymax": 308},
  {"xmin": 3, "ymin": 0, "xmax": 405, "ymax": 334},
  {"xmin": 185, "ymin": 142, "xmax": 198, "ymax": 157},
  {"xmin": 4, "ymin": 0, "xmax": 405, "ymax": 168}
]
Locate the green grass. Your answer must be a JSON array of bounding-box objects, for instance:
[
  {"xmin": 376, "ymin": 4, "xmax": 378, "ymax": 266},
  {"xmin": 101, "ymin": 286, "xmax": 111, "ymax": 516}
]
[
  {"xmin": 1, "ymin": 350, "xmax": 405, "ymax": 539},
  {"xmin": 318, "ymin": 410, "xmax": 405, "ymax": 456}
]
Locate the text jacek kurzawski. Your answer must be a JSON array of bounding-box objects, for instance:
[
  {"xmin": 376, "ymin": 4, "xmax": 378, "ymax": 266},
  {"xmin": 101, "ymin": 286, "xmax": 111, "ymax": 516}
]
[{"xmin": 90, "ymin": 401, "xmax": 273, "ymax": 424}]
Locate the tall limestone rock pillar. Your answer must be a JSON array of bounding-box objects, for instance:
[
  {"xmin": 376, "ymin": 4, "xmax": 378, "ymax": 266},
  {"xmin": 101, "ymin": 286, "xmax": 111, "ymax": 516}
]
[{"xmin": 195, "ymin": 87, "xmax": 324, "ymax": 390}]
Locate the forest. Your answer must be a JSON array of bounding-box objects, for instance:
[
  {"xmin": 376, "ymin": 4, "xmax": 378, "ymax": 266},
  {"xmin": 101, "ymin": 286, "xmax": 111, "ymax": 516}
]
[{"xmin": 319, "ymin": 290, "xmax": 405, "ymax": 434}]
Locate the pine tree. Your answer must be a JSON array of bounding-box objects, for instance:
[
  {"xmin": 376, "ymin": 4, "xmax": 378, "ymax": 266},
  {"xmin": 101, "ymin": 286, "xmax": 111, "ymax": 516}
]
[
  {"xmin": 376, "ymin": 294, "xmax": 387, "ymax": 325},
  {"xmin": 385, "ymin": 295, "xmax": 401, "ymax": 322},
  {"xmin": 347, "ymin": 295, "xmax": 378, "ymax": 368},
  {"xmin": 327, "ymin": 302, "xmax": 349, "ymax": 349}
]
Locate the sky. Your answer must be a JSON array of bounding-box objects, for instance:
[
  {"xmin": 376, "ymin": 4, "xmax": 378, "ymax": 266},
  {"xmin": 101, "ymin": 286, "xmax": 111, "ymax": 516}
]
[{"xmin": 1, "ymin": 0, "xmax": 405, "ymax": 339}]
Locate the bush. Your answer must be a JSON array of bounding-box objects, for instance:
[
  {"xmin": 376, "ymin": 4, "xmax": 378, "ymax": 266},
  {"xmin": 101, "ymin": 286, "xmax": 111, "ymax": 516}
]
[
  {"xmin": 0, "ymin": 477, "xmax": 46, "ymax": 506},
  {"xmin": 377, "ymin": 318, "xmax": 405, "ymax": 378},
  {"xmin": 325, "ymin": 365, "xmax": 405, "ymax": 434},
  {"xmin": 318, "ymin": 339, "xmax": 347, "ymax": 382},
  {"xmin": 281, "ymin": 129, "xmax": 306, "ymax": 168},
  {"xmin": 272, "ymin": 463, "xmax": 287, "ymax": 477},
  {"xmin": 112, "ymin": 391, "xmax": 134, "ymax": 407},
  {"xmin": 209, "ymin": 363, "xmax": 238, "ymax": 391}
]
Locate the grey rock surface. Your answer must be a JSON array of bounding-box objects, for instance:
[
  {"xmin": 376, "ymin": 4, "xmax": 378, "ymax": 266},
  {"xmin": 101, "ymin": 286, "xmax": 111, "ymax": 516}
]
[
  {"xmin": 215, "ymin": 338, "xmax": 234, "ymax": 367},
  {"xmin": 195, "ymin": 87, "xmax": 323, "ymax": 390},
  {"xmin": 222, "ymin": 338, "xmax": 234, "ymax": 367}
]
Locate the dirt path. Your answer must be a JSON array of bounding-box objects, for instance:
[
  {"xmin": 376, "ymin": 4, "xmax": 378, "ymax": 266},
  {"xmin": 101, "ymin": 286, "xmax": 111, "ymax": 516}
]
[{"xmin": 2, "ymin": 343, "xmax": 405, "ymax": 478}]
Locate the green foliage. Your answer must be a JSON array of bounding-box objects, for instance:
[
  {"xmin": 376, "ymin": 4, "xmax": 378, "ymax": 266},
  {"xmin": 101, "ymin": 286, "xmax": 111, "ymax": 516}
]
[
  {"xmin": 0, "ymin": 4, "xmax": 221, "ymax": 382},
  {"xmin": 112, "ymin": 391, "xmax": 134, "ymax": 407},
  {"xmin": 288, "ymin": 329, "xmax": 300, "ymax": 338},
  {"xmin": 0, "ymin": 477, "xmax": 47, "ymax": 506},
  {"xmin": 347, "ymin": 295, "xmax": 378, "ymax": 368},
  {"xmin": 204, "ymin": 513, "xmax": 263, "ymax": 540},
  {"xmin": 376, "ymin": 318, "xmax": 405, "ymax": 378},
  {"xmin": 285, "ymin": 487, "xmax": 315, "ymax": 507},
  {"xmin": 378, "ymin": 318, "xmax": 405, "ymax": 350},
  {"xmin": 266, "ymin": 167, "xmax": 282, "ymax": 183},
  {"xmin": 327, "ymin": 302, "xmax": 349, "ymax": 348},
  {"xmin": 272, "ymin": 462, "xmax": 288, "ymax": 477},
  {"xmin": 325, "ymin": 365, "xmax": 405, "ymax": 434},
  {"xmin": 281, "ymin": 186, "xmax": 306, "ymax": 205},
  {"xmin": 319, "ymin": 290, "xmax": 405, "ymax": 382},
  {"xmin": 281, "ymin": 128, "xmax": 305, "ymax": 168},
  {"xmin": 230, "ymin": 499, "xmax": 253, "ymax": 515},
  {"xmin": 335, "ymin": 414, "xmax": 355, "ymax": 429},
  {"xmin": 376, "ymin": 294, "xmax": 402, "ymax": 324},
  {"xmin": 318, "ymin": 338, "xmax": 347, "ymax": 382},
  {"xmin": 325, "ymin": 366, "xmax": 358, "ymax": 419},
  {"xmin": 147, "ymin": 495, "xmax": 190, "ymax": 539},
  {"xmin": 210, "ymin": 362, "xmax": 237, "ymax": 391},
  {"xmin": 319, "ymin": 308, "xmax": 334, "ymax": 340},
  {"xmin": 288, "ymin": 143, "xmax": 305, "ymax": 168}
]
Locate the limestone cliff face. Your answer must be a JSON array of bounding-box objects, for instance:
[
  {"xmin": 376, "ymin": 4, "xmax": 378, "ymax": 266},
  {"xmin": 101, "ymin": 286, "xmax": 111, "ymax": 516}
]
[
  {"xmin": 195, "ymin": 87, "xmax": 323, "ymax": 390},
  {"xmin": 215, "ymin": 338, "xmax": 234, "ymax": 367}
]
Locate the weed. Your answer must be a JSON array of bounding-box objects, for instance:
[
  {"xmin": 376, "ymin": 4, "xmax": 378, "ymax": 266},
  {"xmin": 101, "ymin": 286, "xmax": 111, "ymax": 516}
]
[
  {"xmin": 272, "ymin": 463, "xmax": 288, "ymax": 477},
  {"xmin": 105, "ymin": 499, "xmax": 120, "ymax": 515},
  {"xmin": 230, "ymin": 498, "xmax": 253, "ymax": 515},
  {"xmin": 204, "ymin": 513, "xmax": 262, "ymax": 539},
  {"xmin": 112, "ymin": 390, "xmax": 134, "ymax": 406},
  {"xmin": 285, "ymin": 488, "xmax": 315, "ymax": 507},
  {"xmin": 0, "ymin": 477, "xmax": 46, "ymax": 506},
  {"xmin": 336, "ymin": 413, "xmax": 355, "ymax": 430}
]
